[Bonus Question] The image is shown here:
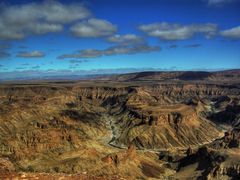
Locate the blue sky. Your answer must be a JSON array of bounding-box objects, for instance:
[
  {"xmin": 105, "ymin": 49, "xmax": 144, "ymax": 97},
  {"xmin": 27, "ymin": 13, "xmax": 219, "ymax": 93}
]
[{"xmin": 0, "ymin": 0, "xmax": 240, "ymax": 79}]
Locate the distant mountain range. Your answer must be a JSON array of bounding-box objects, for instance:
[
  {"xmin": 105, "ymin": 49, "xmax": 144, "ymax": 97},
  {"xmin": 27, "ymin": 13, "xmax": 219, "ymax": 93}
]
[
  {"xmin": 0, "ymin": 69, "xmax": 239, "ymax": 83},
  {"xmin": 97, "ymin": 69, "xmax": 240, "ymax": 82}
]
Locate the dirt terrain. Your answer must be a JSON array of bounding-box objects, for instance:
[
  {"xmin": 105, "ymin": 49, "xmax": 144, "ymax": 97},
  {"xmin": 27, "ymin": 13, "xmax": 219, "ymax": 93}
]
[{"xmin": 0, "ymin": 70, "xmax": 240, "ymax": 179}]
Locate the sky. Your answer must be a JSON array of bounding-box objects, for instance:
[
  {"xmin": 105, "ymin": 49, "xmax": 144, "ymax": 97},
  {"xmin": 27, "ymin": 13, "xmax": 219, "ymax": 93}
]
[{"xmin": 0, "ymin": 0, "xmax": 240, "ymax": 79}]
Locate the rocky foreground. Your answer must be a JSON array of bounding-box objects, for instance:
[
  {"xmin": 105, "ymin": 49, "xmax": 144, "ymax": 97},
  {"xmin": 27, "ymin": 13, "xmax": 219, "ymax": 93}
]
[{"xmin": 0, "ymin": 70, "xmax": 240, "ymax": 179}]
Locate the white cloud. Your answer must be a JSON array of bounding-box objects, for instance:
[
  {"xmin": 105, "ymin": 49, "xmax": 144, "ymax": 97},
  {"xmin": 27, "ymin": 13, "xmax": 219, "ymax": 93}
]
[
  {"xmin": 220, "ymin": 26, "xmax": 240, "ymax": 39},
  {"xmin": 138, "ymin": 22, "xmax": 218, "ymax": 40},
  {"xmin": 104, "ymin": 44, "xmax": 160, "ymax": 55},
  {"xmin": 107, "ymin": 34, "xmax": 144, "ymax": 45},
  {"xmin": 27, "ymin": 23, "xmax": 63, "ymax": 34},
  {"xmin": 58, "ymin": 44, "xmax": 160, "ymax": 59},
  {"xmin": 16, "ymin": 51, "xmax": 45, "ymax": 58},
  {"xmin": 70, "ymin": 18, "xmax": 117, "ymax": 38},
  {"xmin": 78, "ymin": 49, "xmax": 103, "ymax": 58},
  {"xmin": 0, "ymin": 0, "xmax": 90, "ymax": 40},
  {"xmin": 40, "ymin": 1, "xmax": 91, "ymax": 23},
  {"xmin": 208, "ymin": 0, "xmax": 235, "ymax": 6}
]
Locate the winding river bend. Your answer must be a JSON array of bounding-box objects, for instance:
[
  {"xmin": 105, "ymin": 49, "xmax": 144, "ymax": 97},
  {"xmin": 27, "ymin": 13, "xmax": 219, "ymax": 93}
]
[{"xmin": 101, "ymin": 114, "xmax": 225, "ymax": 153}]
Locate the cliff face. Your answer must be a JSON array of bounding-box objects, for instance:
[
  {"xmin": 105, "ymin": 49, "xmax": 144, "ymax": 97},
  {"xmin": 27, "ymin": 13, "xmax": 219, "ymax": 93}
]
[{"xmin": 0, "ymin": 75, "xmax": 239, "ymax": 178}]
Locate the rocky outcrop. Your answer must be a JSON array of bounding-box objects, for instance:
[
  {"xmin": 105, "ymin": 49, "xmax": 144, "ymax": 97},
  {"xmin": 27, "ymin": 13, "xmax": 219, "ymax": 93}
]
[
  {"xmin": 168, "ymin": 146, "xmax": 239, "ymax": 179},
  {"xmin": 0, "ymin": 157, "xmax": 15, "ymax": 172},
  {"xmin": 210, "ymin": 127, "xmax": 240, "ymax": 149},
  {"xmin": 209, "ymin": 163, "xmax": 240, "ymax": 179},
  {"xmin": 167, "ymin": 145, "xmax": 240, "ymax": 179},
  {"xmin": 101, "ymin": 144, "xmax": 137, "ymax": 166}
]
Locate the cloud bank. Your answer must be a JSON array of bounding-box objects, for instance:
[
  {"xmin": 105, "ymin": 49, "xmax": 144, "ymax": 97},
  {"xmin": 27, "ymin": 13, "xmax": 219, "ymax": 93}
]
[
  {"xmin": 58, "ymin": 44, "xmax": 160, "ymax": 59},
  {"xmin": 107, "ymin": 34, "xmax": 144, "ymax": 45},
  {"xmin": 16, "ymin": 51, "xmax": 45, "ymax": 58},
  {"xmin": 0, "ymin": 0, "xmax": 90, "ymax": 40},
  {"xmin": 70, "ymin": 18, "xmax": 117, "ymax": 38},
  {"xmin": 220, "ymin": 26, "xmax": 240, "ymax": 39},
  {"xmin": 138, "ymin": 22, "xmax": 218, "ymax": 40}
]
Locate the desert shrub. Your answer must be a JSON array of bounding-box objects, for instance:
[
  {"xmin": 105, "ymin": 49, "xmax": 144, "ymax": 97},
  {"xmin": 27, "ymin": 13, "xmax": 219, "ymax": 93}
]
[
  {"xmin": 53, "ymin": 166, "xmax": 60, "ymax": 173},
  {"xmin": 26, "ymin": 165, "xmax": 34, "ymax": 172}
]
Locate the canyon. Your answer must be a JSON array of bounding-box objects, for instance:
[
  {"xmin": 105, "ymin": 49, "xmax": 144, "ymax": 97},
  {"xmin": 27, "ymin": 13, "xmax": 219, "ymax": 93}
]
[{"xmin": 0, "ymin": 70, "xmax": 240, "ymax": 179}]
